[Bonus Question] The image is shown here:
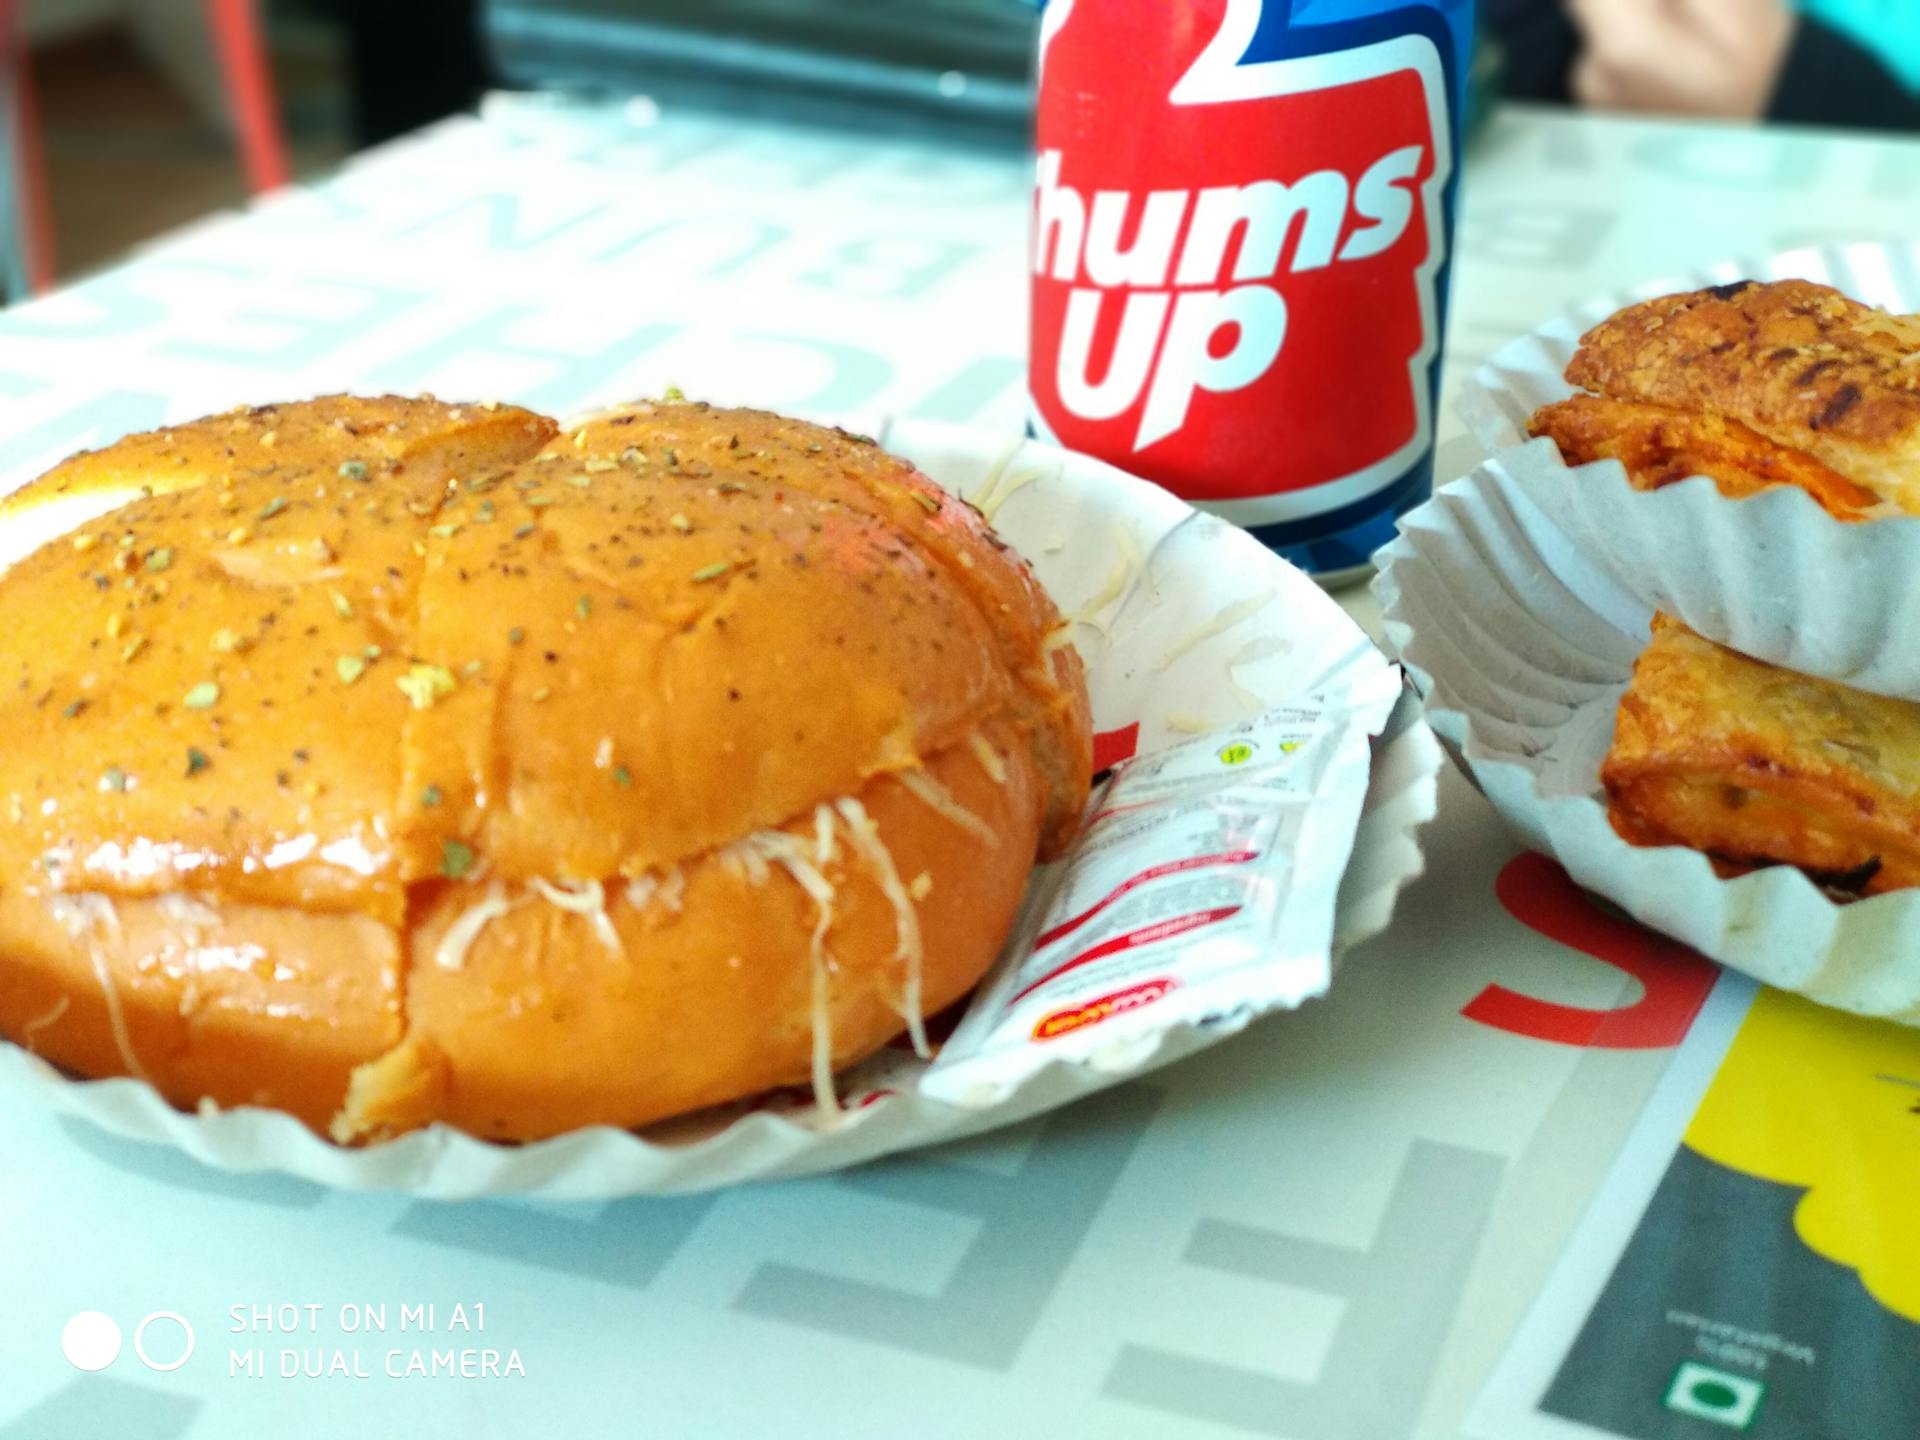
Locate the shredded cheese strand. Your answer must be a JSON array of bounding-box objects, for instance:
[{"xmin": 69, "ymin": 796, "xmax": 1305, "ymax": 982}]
[
  {"xmin": 1069, "ymin": 522, "xmax": 1149, "ymax": 634},
  {"xmin": 719, "ymin": 827, "xmax": 845, "ymax": 1118},
  {"xmin": 435, "ymin": 882, "xmax": 518, "ymax": 971},
  {"xmin": 808, "ymin": 924, "xmax": 839, "ymax": 1120},
  {"xmin": 158, "ymin": 892, "xmax": 221, "ymax": 927},
  {"xmin": 1157, "ymin": 589, "xmax": 1278, "ymax": 671},
  {"xmin": 50, "ymin": 896, "xmax": 148, "ymax": 1083},
  {"xmin": 967, "ymin": 436, "xmax": 1024, "ymax": 515},
  {"xmin": 157, "ymin": 890, "xmax": 220, "ymax": 948},
  {"xmin": 1040, "ymin": 622, "xmax": 1076, "ymax": 655},
  {"xmin": 979, "ymin": 464, "xmax": 1048, "ymax": 524},
  {"xmin": 1113, "ymin": 521, "xmax": 1153, "ymax": 603},
  {"xmin": 1225, "ymin": 634, "xmax": 1287, "ymax": 714},
  {"xmin": 88, "ymin": 945, "xmax": 148, "ymax": 1082},
  {"xmin": 657, "ymin": 865, "xmax": 685, "ymax": 914},
  {"xmin": 763, "ymin": 844, "xmax": 842, "ymax": 1121},
  {"xmin": 1071, "ymin": 556, "xmax": 1131, "ymax": 631},
  {"xmin": 814, "ymin": 803, "xmax": 837, "ymax": 868},
  {"xmin": 736, "ymin": 842, "xmax": 772, "ymax": 887},
  {"xmin": 834, "ymin": 797, "xmax": 931, "ymax": 1059},
  {"xmin": 1225, "ymin": 671, "xmax": 1266, "ymax": 714},
  {"xmin": 49, "ymin": 893, "xmax": 118, "ymax": 939},
  {"xmin": 21, "ymin": 995, "xmax": 70, "ymax": 1051},
  {"xmin": 898, "ymin": 768, "xmax": 997, "ymax": 847},
  {"xmin": 967, "ymin": 732, "xmax": 1008, "ymax": 784},
  {"xmin": 530, "ymin": 877, "xmax": 622, "ymax": 955}
]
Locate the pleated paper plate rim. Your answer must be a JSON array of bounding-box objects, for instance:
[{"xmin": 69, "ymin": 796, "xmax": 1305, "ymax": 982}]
[
  {"xmin": 0, "ymin": 417, "xmax": 1443, "ymax": 1198},
  {"xmin": 1455, "ymin": 239, "xmax": 1920, "ymax": 702},
  {"xmin": 1374, "ymin": 457, "xmax": 1920, "ymax": 1028}
]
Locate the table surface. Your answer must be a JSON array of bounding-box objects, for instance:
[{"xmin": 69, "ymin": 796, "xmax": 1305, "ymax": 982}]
[{"xmin": 1, "ymin": 98, "xmax": 1917, "ymax": 1440}]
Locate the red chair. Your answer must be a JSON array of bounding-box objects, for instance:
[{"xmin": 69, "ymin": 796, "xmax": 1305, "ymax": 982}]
[
  {"xmin": 206, "ymin": 0, "xmax": 292, "ymax": 195},
  {"xmin": 0, "ymin": 0, "xmax": 291, "ymax": 297},
  {"xmin": 0, "ymin": 0, "xmax": 56, "ymax": 295}
]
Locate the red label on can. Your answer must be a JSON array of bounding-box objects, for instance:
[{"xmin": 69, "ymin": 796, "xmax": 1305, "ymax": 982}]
[{"xmin": 1029, "ymin": 0, "xmax": 1452, "ymax": 529}]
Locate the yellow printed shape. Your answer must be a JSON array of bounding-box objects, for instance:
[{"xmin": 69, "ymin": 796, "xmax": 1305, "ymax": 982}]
[{"xmin": 1686, "ymin": 987, "xmax": 1920, "ymax": 1323}]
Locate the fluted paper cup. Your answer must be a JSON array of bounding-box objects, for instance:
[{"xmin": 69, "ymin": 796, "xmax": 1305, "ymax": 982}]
[
  {"xmin": 0, "ymin": 418, "xmax": 1441, "ymax": 1197},
  {"xmin": 1375, "ymin": 456, "xmax": 1920, "ymax": 1027},
  {"xmin": 1455, "ymin": 240, "xmax": 1920, "ymax": 702}
]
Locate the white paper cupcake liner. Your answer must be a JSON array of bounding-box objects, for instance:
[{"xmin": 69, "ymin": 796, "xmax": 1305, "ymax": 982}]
[
  {"xmin": 0, "ymin": 417, "xmax": 1442, "ymax": 1197},
  {"xmin": 1455, "ymin": 240, "xmax": 1920, "ymax": 702},
  {"xmin": 1375, "ymin": 455, "xmax": 1920, "ymax": 1028}
]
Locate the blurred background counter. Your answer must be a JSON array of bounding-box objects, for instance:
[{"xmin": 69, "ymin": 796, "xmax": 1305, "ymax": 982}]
[{"xmin": 3, "ymin": 0, "xmax": 1919, "ymax": 300}]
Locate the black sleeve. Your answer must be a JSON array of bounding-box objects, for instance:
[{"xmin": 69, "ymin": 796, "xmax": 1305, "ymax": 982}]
[
  {"xmin": 1768, "ymin": 17, "xmax": 1920, "ymax": 133},
  {"xmin": 1478, "ymin": 0, "xmax": 1579, "ymax": 105}
]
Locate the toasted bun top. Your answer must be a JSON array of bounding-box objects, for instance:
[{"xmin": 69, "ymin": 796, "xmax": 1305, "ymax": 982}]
[{"xmin": 0, "ymin": 397, "xmax": 1090, "ymax": 923}]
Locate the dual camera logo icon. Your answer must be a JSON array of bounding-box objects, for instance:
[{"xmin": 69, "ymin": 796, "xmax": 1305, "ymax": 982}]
[{"xmin": 61, "ymin": 1311, "xmax": 195, "ymax": 1373}]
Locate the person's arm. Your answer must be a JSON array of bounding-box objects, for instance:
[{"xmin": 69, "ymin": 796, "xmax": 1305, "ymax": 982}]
[
  {"xmin": 1568, "ymin": 0, "xmax": 1791, "ymax": 119},
  {"xmin": 1568, "ymin": 0, "xmax": 1920, "ymax": 131},
  {"xmin": 1769, "ymin": 17, "xmax": 1920, "ymax": 132}
]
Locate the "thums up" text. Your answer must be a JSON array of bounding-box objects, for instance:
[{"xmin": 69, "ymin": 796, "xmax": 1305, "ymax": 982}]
[{"xmin": 1032, "ymin": 144, "xmax": 1425, "ymax": 451}]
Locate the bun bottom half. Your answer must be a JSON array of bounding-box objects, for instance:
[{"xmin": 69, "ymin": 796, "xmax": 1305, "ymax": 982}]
[{"xmin": 0, "ymin": 719, "xmax": 1043, "ymax": 1142}]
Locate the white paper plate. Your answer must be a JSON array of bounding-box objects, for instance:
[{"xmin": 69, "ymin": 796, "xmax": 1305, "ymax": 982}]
[
  {"xmin": 1456, "ymin": 240, "xmax": 1920, "ymax": 702},
  {"xmin": 0, "ymin": 418, "xmax": 1442, "ymax": 1197},
  {"xmin": 1375, "ymin": 456, "xmax": 1920, "ymax": 1028}
]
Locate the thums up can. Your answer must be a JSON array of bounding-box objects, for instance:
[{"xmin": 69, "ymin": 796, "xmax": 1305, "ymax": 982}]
[{"xmin": 1028, "ymin": 0, "xmax": 1475, "ymax": 583}]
